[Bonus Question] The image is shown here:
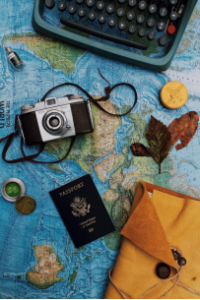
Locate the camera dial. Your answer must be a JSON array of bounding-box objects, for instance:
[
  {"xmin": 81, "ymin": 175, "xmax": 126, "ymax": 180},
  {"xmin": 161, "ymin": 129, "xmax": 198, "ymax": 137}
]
[
  {"xmin": 43, "ymin": 110, "xmax": 70, "ymax": 135},
  {"xmin": 21, "ymin": 105, "xmax": 34, "ymax": 111}
]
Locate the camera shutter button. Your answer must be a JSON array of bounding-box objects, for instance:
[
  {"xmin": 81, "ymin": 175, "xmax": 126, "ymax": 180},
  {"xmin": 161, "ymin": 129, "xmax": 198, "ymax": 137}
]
[{"xmin": 21, "ymin": 105, "xmax": 34, "ymax": 111}]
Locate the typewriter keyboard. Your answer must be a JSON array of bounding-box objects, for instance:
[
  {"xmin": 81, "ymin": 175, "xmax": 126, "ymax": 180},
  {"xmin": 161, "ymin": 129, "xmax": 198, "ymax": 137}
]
[{"xmin": 43, "ymin": 0, "xmax": 187, "ymax": 56}]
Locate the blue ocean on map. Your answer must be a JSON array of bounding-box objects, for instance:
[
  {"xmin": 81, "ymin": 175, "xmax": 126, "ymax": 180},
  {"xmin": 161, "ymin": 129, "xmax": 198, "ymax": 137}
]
[{"xmin": 1, "ymin": 0, "xmax": 200, "ymax": 298}]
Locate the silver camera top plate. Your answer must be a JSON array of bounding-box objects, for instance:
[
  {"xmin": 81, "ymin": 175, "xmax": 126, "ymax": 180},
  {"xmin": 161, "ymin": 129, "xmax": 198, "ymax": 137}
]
[{"xmin": 21, "ymin": 95, "xmax": 84, "ymax": 114}]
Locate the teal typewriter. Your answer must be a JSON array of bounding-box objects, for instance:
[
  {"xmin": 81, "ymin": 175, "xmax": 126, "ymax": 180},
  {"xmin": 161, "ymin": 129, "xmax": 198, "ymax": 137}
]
[{"xmin": 32, "ymin": 0, "xmax": 198, "ymax": 71}]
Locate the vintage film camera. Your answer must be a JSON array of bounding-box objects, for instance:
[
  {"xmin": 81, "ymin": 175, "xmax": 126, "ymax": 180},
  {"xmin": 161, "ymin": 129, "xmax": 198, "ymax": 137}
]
[{"xmin": 18, "ymin": 95, "xmax": 94, "ymax": 145}]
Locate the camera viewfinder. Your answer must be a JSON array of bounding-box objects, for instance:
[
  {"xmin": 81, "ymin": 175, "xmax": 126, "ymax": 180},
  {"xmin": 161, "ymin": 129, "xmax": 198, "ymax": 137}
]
[{"xmin": 47, "ymin": 98, "xmax": 56, "ymax": 105}]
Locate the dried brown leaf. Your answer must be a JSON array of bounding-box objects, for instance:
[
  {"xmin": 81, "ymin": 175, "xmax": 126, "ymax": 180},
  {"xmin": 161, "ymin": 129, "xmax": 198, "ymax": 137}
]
[
  {"xmin": 130, "ymin": 116, "xmax": 172, "ymax": 173},
  {"xmin": 130, "ymin": 143, "xmax": 151, "ymax": 157},
  {"xmin": 146, "ymin": 116, "xmax": 171, "ymax": 164},
  {"xmin": 168, "ymin": 111, "xmax": 199, "ymax": 151}
]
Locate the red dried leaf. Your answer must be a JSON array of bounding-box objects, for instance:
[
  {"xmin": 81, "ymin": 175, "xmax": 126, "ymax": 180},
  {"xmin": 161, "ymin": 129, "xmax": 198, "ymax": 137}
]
[
  {"xmin": 168, "ymin": 111, "xmax": 199, "ymax": 150},
  {"xmin": 131, "ymin": 143, "xmax": 151, "ymax": 157}
]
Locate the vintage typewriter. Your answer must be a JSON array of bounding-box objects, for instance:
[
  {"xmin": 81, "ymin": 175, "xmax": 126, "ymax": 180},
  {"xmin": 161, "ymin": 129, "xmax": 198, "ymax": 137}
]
[{"xmin": 33, "ymin": 0, "xmax": 198, "ymax": 71}]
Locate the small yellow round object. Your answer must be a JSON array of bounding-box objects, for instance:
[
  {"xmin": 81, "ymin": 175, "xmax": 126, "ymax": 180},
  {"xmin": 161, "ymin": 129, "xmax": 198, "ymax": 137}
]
[{"xmin": 160, "ymin": 81, "xmax": 188, "ymax": 109}]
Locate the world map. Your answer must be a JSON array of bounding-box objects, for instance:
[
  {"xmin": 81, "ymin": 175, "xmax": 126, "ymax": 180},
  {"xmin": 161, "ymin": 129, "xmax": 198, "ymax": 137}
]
[{"xmin": 0, "ymin": 0, "xmax": 200, "ymax": 298}]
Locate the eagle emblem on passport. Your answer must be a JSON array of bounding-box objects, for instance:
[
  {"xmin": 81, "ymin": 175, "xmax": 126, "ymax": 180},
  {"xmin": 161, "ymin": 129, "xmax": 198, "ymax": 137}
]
[{"xmin": 70, "ymin": 196, "xmax": 91, "ymax": 217}]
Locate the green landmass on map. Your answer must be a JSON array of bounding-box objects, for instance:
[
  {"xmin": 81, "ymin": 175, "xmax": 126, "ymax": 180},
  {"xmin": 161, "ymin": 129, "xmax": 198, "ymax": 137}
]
[
  {"xmin": 48, "ymin": 164, "xmax": 64, "ymax": 173},
  {"xmin": 66, "ymin": 267, "xmax": 78, "ymax": 288},
  {"xmin": 65, "ymin": 241, "xmax": 102, "ymax": 287},
  {"xmin": 2, "ymin": 33, "xmax": 84, "ymax": 75},
  {"xmin": 26, "ymin": 245, "xmax": 65, "ymax": 289},
  {"xmin": 176, "ymin": 8, "xmax": 200, "ymax": 55}
]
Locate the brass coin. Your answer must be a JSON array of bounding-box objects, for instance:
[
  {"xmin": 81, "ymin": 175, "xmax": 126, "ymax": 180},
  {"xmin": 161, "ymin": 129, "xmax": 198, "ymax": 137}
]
[{"xmin": 15, "ymin": 196, "xmax": 36, "ymax": 215}]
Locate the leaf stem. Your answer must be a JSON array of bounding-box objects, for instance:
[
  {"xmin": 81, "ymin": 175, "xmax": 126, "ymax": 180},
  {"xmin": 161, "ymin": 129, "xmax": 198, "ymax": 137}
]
[{"xmin": 159, "ymin": 163, "xmax": 161, "ymax": 174}]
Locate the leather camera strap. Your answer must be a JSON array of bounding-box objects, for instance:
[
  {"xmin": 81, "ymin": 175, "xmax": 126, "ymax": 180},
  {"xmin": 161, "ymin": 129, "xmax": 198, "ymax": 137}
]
[{"xmin": 0, "ymin": 70, "xmax": 138, "ymax": 164}]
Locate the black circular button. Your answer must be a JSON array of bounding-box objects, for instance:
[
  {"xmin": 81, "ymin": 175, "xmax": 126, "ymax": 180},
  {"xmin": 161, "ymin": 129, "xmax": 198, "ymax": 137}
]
[
  {"xmin": 88, "ymin": 11, "xmax": 96, "ymax": 20},
  {"xmin": 139, "ymin": 1, "xmax": 147, "ymax": 10},
  {"xmin": 170, "ymin": 11, "xmax": 178, "ymax": 21},
  {"xmin": 172, "ymin": 250, "xmax": 180, "ymax": 260},
  {"xmin": 45, "ymin": 0, "xmax": 55, "ymax": 9},
  {"xmin": 159, "ymin": 34, "xmax": 169, "ymax": 46},
  {"xmin": 137, "ymin": 14, "xmax": 145, "ymax": 24},
  {"xmin": 170, "ymin": 0, "xmax": 178, "ymax": 4},
  {"xmin": 118, "ymin": 0, "xmax": 126, "ymax": 3},
  {"xmin": 96, "ymin": 1, "xmax": 105, "ymax": 10},
  {"xmin": 106, "ymin": 4, "xmax": 114, "ymax": 14},
  {"xmin": 127, "ymin": 11, "xmax": 135, "ymax": 21},
  {"xmin": 157, "ymin": 21, "xmax": 165, "ymax": 31},
  {"xmin": 148, "ymin": 30, "xmax": 155, "ymax": 40},
  {"xmin": 129, "ymin": 0, "xmax": 136, "ymax": 7},
  {"xmin": 117, "ymin": 8, "xmax": 125, "ymax": 17},
  {"xmin": 86, "ymin": 0, "xmax": 95, "ymax": 7},
  {"xmin": 118, "ymin": 21, "xmax": 126, "ymax": 30},
  {"xmin": 58, "ymin": 0, "xmax": 67, "ymax": 12},
  {"xmin": 156, "ymin": 263, "xmax": 171, "ymax": 279},
  {"xmin": 98, "ymin": 14, "xmax": 106, "ymax": 24},
  {"xmin": 138, "ymin": 27, "xmax": 146, "ymax": 37},
  {"xmin": 128, "ymin": 24, "xmax": 136, "ymax": 34},
  {"xmin": 178, "ymin": 257, "xmax": 187, "ymax": 266},
  {"xmin": 149, "ymin": 4, "xmax": 157, "ymax": 14},
  {"xmin": 76, "ymin": 0, "xmax": 84, "ymax": 4},
  {"xmin": 78, "ymin": 7, "xmax": 86, "ymax": 17},
  {"xmin": 159, "ymin": 7, "xmax": 168, "ymax": 17},
  {"xmin": 68, "ymin": 4, "xmax": 76, "ymax": 14},
  {"xmin": 108, "ymin": 17, "xmax": 116, "ymax": 27},
  {"xmin": 147, "ymin": 17, "xmax": 155, "ymax": 28}
]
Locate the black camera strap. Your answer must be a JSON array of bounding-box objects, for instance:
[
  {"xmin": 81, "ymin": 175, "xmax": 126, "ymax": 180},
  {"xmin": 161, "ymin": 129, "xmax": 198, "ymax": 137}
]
[{"xmin": 0, "ymin": 70, "xmax": 138, "ymax": 164}]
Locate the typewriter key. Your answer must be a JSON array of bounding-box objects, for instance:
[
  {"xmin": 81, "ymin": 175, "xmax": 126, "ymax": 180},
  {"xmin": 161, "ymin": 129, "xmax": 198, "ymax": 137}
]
[
  {"xmin": 58, "ymin": 0, "xmax": 67, "ymax": 12},
  {"xmin": 107, "ymin": 4, "xmax": 114, "ymax": 14},
  {"xmin": 88, "ymin": 11, "xmax": 96, "ymax": 20},
  {"xmin": 127, "ymin": 11, "xmax": 135, "ymax": 21},
  {"xmin": 108, "ymin": 18, "xmax": 116, "ymax": 27}
]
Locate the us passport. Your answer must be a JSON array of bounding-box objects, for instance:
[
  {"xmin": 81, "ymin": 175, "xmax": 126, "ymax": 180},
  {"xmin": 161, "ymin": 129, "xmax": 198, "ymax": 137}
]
[{"xmin": 49, "ymin": 174, "xmax": 115, "ymax": 248}]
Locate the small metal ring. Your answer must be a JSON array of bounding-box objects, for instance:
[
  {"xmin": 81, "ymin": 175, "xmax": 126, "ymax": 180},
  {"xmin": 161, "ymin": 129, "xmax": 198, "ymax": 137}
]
[{"xmin": 43, "ymin": 110, "xmax": 68, "ymax": 135}]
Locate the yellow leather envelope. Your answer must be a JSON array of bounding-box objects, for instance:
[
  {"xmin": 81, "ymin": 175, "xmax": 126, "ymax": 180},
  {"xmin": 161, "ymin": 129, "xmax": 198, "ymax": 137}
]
[{"xmin": 105, "ymin": 181, "xmax": 200, "ymax": 299}]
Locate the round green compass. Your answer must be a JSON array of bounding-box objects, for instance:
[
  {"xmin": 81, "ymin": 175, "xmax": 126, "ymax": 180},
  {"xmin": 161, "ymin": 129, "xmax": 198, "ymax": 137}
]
[
  {"xmin": 1, "ymin": 178, "xmax": 26, "ymax": 202},
  {"xmin": 5, "ymin": 182, "xmax": 21, "ymax": 198}
]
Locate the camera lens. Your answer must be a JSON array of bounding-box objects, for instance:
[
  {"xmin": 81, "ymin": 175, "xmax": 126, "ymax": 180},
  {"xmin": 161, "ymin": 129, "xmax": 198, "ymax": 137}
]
[
  {"xmin": 43, "ymin": 110, "xmax": 69, "ymax": 135},
  {"xmin": 49, "ymin": 117, "xmax": 59, "ymax": 127}
]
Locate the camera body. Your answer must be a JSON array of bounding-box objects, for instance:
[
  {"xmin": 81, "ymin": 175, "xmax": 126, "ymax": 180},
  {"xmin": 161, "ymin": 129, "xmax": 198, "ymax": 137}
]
[{"xmin": 19, "ymin": 95, "xmax": 94, "ymax": 145}]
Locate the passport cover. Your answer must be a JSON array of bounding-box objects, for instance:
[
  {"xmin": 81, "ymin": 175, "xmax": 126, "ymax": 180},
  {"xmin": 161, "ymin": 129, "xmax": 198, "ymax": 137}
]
[{"xmin": 49, "ymin": 174, "xmax": 115, "ymax": 248}]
